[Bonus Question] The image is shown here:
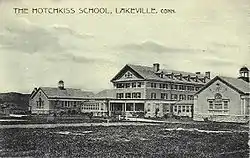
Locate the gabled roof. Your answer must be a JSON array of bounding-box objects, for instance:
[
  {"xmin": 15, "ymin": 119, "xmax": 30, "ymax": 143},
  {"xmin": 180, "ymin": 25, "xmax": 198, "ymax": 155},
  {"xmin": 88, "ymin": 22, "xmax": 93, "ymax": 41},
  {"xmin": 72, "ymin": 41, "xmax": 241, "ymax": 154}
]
[
  {"xmin": 31, "ymin": 87, "xmax": 94, "ymax": 99},
  {"xmin": 111, "ymin": 64, "xmax": 209, "ymax": 84},
  {"xmin": 128, "ymin": 64, "xmax": 160, "ymax": 80},
  {"xmin": 196, "ymin": 76, "xmax": 250, "ymax": 95}
]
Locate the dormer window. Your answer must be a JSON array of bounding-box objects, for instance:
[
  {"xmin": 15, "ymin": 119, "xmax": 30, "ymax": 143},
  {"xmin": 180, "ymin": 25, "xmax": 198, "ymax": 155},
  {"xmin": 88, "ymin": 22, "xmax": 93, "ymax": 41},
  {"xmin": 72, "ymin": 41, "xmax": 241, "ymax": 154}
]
[
  {"xmin": 159, "ymin": 72, "xmax": 164, "ymax": 78},
  {"xmin": 179, "ymin": 74, "xmax": 183, "ymax": 80},
  {"xmin": 195, "ymin": 76, "xmax": 198, "ymax": 82}
]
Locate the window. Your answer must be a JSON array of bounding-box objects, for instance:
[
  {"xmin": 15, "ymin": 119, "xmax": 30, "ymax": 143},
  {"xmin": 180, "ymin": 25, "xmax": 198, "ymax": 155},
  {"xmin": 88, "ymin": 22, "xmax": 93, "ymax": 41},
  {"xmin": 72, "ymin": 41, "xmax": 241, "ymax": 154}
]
[
  {"xmin": 116, "ymin": 83, "xmax": 124, "ymax": 88},
  {"xmin": 208, "ymin": 93, "xmax": 230, "ymax": 112},
  {"xmin": 195, "ymin": 87, "xmax": 200, "ymax": 91},
  {"xmin": 187, "ymin": 95, "xmax": 193, "ymax": 100},
  {"xmin": 137, "ymin": 82, "xmax": 142, "ymax": 87},
  {"xmin": 209, "ymin": 101, "xmax": 213, "ymax": 109},
  {"xmin": 159, "ymin": 84, "xmax": 162, "ymax": 88},
  {"xmin": 214, "ymin": 93, "xmax": 223, "ymax": 109},
  {"xmin": 171, "ymin": 94, "xmax": 178, "ymax": 100},
  {"xmin": 126, "ymin": 103, "xmax": 133, "ymax": 111},
  {"xmin": 151, "ymin": 83, "xmax": 157, "ymax": 88},
  {"xmin": 160, "ymin": 73, "xmax": 164, "ymax": 78},
  {"xmin": 186, "ymin": 106, "xmax": 190, "ymax": 112},
  {"xmin": 174, "ymin": 106, "xmax": 177, "ymax": 112},
  {"xmin": 179, "ymin": 85, "xmax": 184, "ymax": 90},
  {"xmin": 183, "ymin": 95, "xmax": 186, "ymax": 100},
  {"xmin": 151, "ymin": 93, "xmax": 156, "ymax": 99},
  {"xmin": 214, "ymin": 101, "xmax": 222, "ymax": 109},
  {"xmin": 36, "ymin": 97, "xmax": 44, "ymax": 109},
  {"xmin": 161, "ymin": 93, "xmax": 168, "ymax": 99},
  {"xmin": 187, "ymin": 86, "xmax": 194, "ymax": 91},
  {"xmin": 137, "ymin": 93, "xmax": 141, "ymax": 98},
  {"xmin": 163, "ymin": 84, "xmax": 168, "ymax": 89},
  {"xmin": 132, "ymin": 92, "xmax": 141, "ymax": 98},
  {"xmin": 223, "ymin": 101, "xmax": 228, "ymax": 109},
  {"xmin": 132, "ymin": 82, "xmax": 136, "ymax": 88},
  {"xmin": 182, "ymin": 106, "xmax": 186, "ymax": 112},
  {"xmin": 125, "ymin": 93, "xmax": 131, "ymax": 98},
  {"xmin": 116, "ymin": 93, "xmax": 124, "ymax": 99},
  {"xmin": 174, "ymin": 85, "xmax": 178, "ymax": 90},
  {"xmin": 179, "ymin": 94, "xmax": 185, "ymax": 100},
  {"xmin": 125, "ymin": 83, "xmax": 130, "ymax": 88},
  {"xmin": 215, "ymin": 93, "xmax": 222, "ymax": 99},
  {"xmin": 135, "ymin": 103, "xmax": 144, "ymax": 111}
]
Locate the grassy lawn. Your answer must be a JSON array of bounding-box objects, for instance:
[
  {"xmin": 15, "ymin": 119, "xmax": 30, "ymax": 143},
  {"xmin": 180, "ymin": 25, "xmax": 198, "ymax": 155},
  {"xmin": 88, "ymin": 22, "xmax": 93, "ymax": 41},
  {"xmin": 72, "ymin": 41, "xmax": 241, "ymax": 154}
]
[{"xmin": 0, "ymin": 123, "xmax": 249, "ymax": 158}]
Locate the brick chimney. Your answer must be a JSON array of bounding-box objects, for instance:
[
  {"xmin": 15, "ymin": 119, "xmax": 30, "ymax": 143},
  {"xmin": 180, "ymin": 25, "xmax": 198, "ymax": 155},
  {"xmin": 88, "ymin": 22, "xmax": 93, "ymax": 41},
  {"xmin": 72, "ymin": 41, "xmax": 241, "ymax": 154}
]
[
  {"xmin": 205, "ymin": 72, "xmax": 211, "ymax": 79},
  {"xmin": 153, "ymin": 63, "xmax": 160, "ymax": 72}
]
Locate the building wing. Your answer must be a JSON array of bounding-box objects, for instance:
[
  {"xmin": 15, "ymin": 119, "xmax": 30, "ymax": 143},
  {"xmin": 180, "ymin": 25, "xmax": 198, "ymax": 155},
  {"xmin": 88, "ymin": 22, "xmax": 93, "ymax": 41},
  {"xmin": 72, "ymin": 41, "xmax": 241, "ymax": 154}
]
[{"xmin": 39, "ymin": 87, "xmax": 94, "ymax": 99}]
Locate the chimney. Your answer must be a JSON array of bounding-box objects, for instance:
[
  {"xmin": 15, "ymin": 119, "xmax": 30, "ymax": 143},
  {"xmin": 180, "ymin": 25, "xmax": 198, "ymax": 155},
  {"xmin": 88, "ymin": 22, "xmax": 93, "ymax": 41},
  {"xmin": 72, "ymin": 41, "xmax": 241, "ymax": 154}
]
[
  {"xmin": 195, "ymin": 72, "xmax": 201, "ymax": 75},
  {"xmin": 205, "ymin": 72, "xmax": 210, "ymax": 79},
  {"xmin": 153, "ymin": 63, "xmax": 160, "ymax": 72},
  {"xmin": 179, "ymin": 74, "xmax": 183, "ymax": 80},
  {"xmin": 58, "ymin": 80, "xmax": 65, "ymax": 90}
]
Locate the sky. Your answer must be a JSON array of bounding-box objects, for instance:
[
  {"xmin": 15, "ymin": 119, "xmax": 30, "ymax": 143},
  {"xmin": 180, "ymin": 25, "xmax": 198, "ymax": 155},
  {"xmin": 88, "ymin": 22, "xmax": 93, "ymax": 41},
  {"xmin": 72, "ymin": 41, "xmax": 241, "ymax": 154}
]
[{"xmin": 0, "ymin": 0, "xmax": 249, "ymax": 93}]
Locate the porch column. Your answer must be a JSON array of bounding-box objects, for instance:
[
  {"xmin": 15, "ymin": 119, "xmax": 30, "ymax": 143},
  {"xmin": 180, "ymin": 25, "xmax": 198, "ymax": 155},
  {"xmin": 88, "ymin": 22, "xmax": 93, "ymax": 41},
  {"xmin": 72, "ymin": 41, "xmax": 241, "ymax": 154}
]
[
  {"xmin": 133, "ymin": 103, "xmax": 135, "ymax": 112},
  {"xmin": 122, "ymin": 103, "xmax": 125, "ymax": 112},
  {"xmin": 108, "ymin": 101, "xmax": 111, "ymax": 116}
]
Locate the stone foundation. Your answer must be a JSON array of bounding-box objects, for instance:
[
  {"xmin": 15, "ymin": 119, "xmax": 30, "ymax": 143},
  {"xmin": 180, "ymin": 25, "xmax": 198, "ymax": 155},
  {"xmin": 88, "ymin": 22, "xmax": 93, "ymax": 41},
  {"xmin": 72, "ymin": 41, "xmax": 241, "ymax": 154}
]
[{"xmin": 193, "ymin": 113, "xmax": 249, "ymax": 123}]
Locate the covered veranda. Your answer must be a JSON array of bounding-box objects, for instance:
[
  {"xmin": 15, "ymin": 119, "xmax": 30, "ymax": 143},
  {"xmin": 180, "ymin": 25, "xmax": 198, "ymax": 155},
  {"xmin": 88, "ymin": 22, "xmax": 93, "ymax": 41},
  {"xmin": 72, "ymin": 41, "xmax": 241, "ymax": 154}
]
[{"xmin": 108, "ymin": 100, "xmax": 145, "ymax": 117}]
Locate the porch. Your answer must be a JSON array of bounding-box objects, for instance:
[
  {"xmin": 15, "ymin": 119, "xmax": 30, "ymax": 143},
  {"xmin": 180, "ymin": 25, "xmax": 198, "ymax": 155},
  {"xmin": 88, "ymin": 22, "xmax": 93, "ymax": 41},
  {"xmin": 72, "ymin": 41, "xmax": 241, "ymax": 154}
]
[{"xmin": 109, "ymin": 100, "xmax": 145, "ymax": 117}]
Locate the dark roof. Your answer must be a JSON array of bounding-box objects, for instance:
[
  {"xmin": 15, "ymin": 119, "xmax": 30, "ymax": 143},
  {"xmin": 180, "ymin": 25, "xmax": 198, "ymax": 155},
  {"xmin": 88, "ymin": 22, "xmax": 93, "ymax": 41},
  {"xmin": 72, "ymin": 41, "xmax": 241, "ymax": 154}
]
[
  {"xmin": 220, "ymin": 76, "xmax": 250, "ymax": 93},
  {"xmin": 111, "ymin": 64, "xmax": 210, "ymax": 84},
  {"xmin": 95, "ymin": 89, "xmax": 115, "ymax": 98},
  {"xmin": 240, "ymin": 66, "xmax": 249, "ymax": 72},
  {"xmin": 196, "ymin": 76, "xmax": 250, "ymax": 95},
  {"xmin": 35, "ymin": 87, "xmax": 94, "ymax": 99}
]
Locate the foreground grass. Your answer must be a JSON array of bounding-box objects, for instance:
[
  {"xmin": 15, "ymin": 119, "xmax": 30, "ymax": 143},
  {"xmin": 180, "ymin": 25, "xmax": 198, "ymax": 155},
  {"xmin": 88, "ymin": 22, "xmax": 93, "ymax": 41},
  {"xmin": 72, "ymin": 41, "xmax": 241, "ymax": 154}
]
[{"xmin": 0, "ymin": 123, "xmax": 249, "ymax": 158}]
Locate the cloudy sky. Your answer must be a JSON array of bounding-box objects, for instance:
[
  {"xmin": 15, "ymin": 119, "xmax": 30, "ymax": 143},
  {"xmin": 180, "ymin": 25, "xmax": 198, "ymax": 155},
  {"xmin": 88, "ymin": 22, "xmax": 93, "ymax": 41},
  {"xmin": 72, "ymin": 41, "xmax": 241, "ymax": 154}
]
[{"xmin": 0, "ymin": 0, "xmax": 249, "ymax": 93}]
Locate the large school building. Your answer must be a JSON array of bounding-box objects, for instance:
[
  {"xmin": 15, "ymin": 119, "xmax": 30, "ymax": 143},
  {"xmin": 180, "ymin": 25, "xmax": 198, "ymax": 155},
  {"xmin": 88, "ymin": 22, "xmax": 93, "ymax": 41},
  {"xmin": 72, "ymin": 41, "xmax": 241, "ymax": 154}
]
[{"xmin": 108, "ymin": 63, "xmax": 211, "ymax": 118}]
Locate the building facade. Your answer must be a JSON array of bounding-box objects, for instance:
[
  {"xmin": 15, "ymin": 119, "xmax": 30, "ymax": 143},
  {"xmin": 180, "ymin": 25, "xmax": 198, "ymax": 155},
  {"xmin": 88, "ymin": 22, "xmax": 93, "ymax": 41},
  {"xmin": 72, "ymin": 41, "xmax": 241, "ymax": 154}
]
[
  {"xmin": 29, "ymin": 80, "xmax": 108, "ymax": 115},
  {"xmin": 109, "ymin": 63, "xmax": 211, "ymax": 118},
  {"xmin": 193, "ymin": 67, "xmax": 250, "ymax": 123}
]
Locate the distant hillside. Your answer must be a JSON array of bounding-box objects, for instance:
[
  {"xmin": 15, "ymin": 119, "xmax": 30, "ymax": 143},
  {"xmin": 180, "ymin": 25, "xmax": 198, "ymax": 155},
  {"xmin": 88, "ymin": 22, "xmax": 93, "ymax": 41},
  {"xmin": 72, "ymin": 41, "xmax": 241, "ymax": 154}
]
[{"xmin": 0, "ymin": 92, "xmax": 30, "ymax": 110}]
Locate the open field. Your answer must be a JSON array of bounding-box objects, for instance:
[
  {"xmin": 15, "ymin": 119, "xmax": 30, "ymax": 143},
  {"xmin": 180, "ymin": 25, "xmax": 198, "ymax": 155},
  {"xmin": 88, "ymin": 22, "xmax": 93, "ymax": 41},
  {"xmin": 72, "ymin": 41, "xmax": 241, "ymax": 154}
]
[{"xmin": 0, "ymin": 122, "xmax": 249, "ymax": 158}]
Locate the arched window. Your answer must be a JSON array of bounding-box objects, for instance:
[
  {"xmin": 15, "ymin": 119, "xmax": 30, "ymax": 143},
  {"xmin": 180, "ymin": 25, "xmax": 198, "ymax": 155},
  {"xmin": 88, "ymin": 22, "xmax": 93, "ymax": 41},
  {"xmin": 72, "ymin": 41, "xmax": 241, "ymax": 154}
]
[
  {"xmin": 208, "ymin": 93, "xmax": 229, "ymax": 112},
  {"xmin": 214, "ymin": 93, "xmax": 222, "ymax": 99},
  {"xmin": 214, "ymin": 93, "xmax": 223, "ymax": 109}
]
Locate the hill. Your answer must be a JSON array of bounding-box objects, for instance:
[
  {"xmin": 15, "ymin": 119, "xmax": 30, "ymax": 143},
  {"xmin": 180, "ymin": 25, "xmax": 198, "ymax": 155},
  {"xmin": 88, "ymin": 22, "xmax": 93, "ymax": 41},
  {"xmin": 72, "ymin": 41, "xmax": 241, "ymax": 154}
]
[{"xmin": 0, "ymin": 92, "xmax": 30, "ymax": 111}]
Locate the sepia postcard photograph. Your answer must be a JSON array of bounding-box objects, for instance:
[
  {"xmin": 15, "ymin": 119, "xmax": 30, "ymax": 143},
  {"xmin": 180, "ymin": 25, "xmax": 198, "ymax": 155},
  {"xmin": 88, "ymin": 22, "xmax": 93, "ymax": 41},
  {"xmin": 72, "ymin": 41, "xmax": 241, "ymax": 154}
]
[{"xmin": 0, "ymin": 0, "xmax": 249, "ymax": 157}]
